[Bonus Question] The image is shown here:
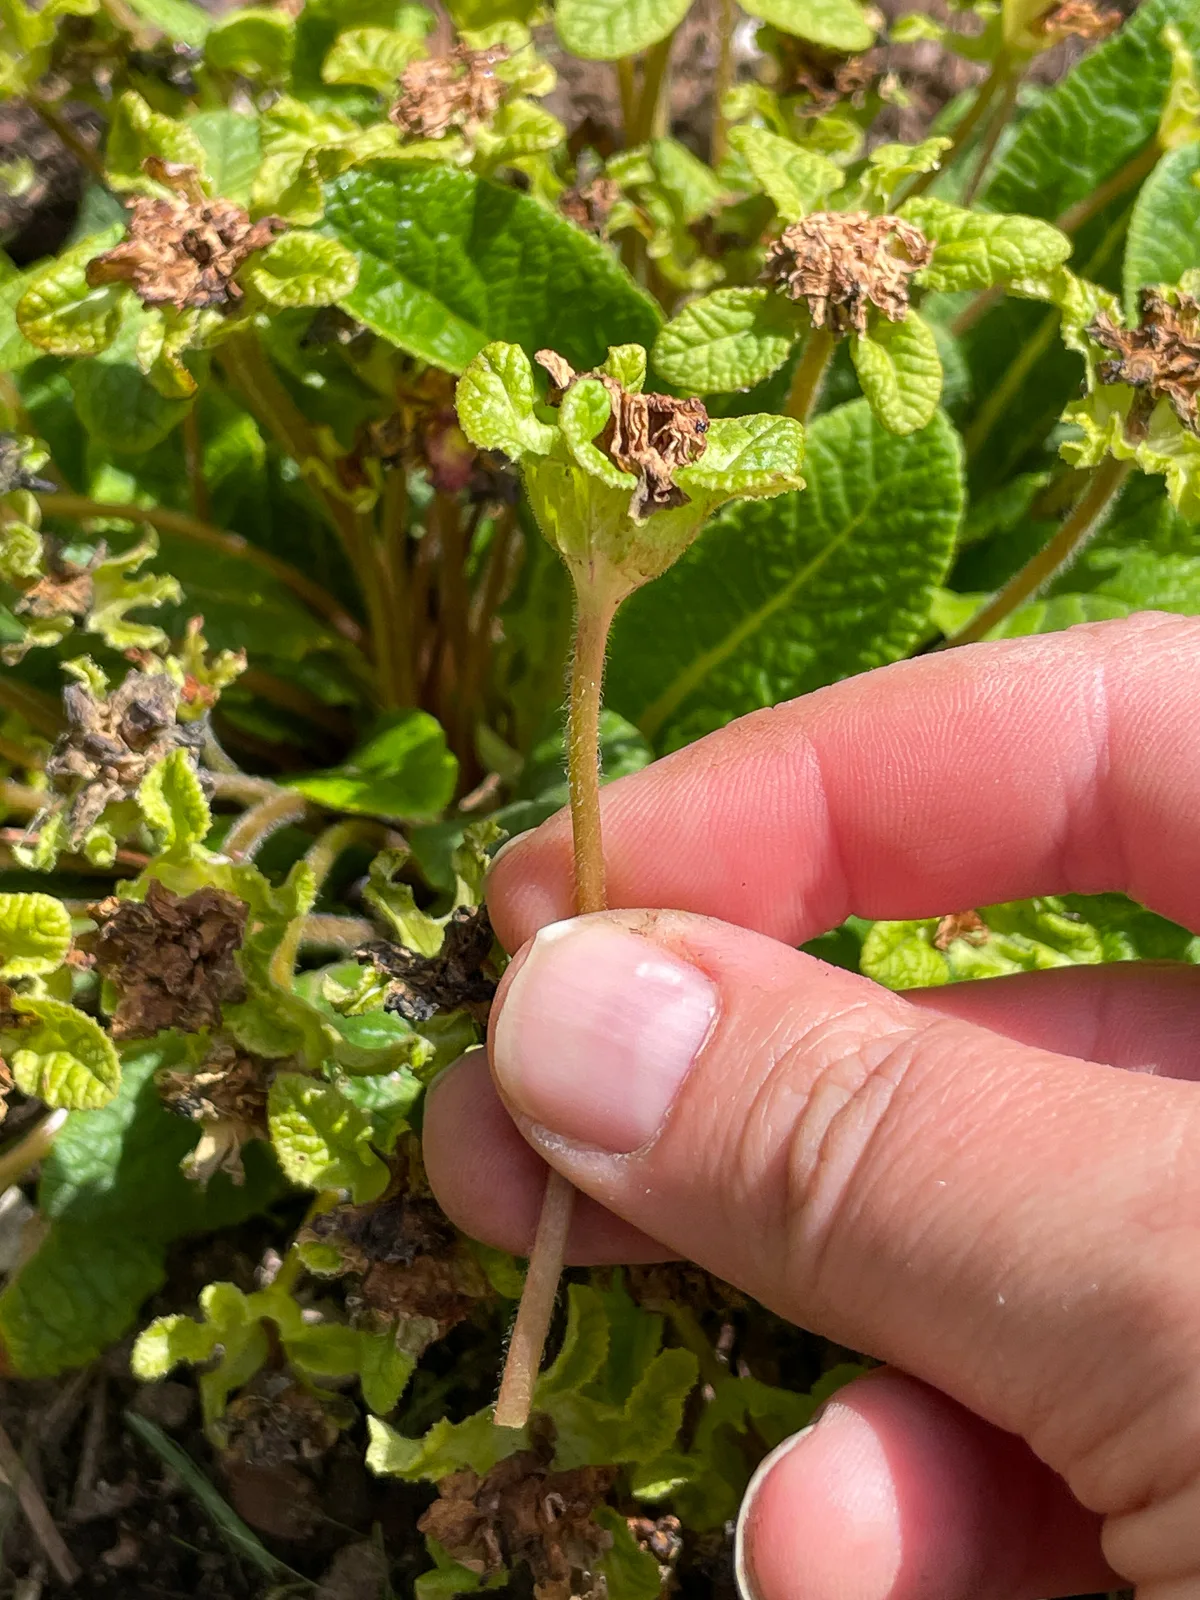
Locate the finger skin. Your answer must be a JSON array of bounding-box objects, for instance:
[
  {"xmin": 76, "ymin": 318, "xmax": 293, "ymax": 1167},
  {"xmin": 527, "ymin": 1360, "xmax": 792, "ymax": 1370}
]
[
  {"xmin": 484, "ymin": 908, "xmax": 1200, "ymax": 1587},
  {"xmin": 488, "ymin": 614, "xmax": 1200, "ymax": 951},
  {"xmin": 738, "ymin": 1369, "xmax": 1118, "ymax": 1600}
]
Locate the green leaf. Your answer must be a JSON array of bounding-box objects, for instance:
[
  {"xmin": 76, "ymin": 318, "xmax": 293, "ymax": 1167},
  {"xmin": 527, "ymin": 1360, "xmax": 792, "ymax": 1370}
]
[
  {"xmin": 652, "ymin": 287, "xmax": 802, "ymax": 394},
  {"xmin": 850, "ymin": 313, "xmax": 943, "ymax": 436},
  {"xmin": 125, "ymin": 0, "xmax": 213, "ymax": 45},
  {"xmin": 676, "ymin": 413, "xmax": 806, "ymax": 498},
  {"xmin": 138, "ymin": 749, "xmax": 211, "ymax": 855},
  {"xmin": 105, "ymin": 91, "xmax": 209, "ymax": 192},
  {"xmin": 70, "ymin": 303, "xmax": 192, "ymax": 453},
  {"xmin": 0, "ymin": 893, "xmax": 71, "ymax": 978},
  {"xmin": 860, "ymin": 137, "xmax": 952, "ymax": 204},
  {"xmin": 1160, "ymin": 22, "xmax": 1200, "ymax": 149},
  {"xmin": 559, "ymin": 377, "xmax": 633, "ymax": 489},
  {"xmin": 3, "ymin": 996, "xmax": 120, "ymax": 1109},
  {"xmin": 594, "ymin": 1509, "xmax": 663, "ymax": 1600},
  {"xmin": 900, "ymin": 197, "xmax": 1073, "ymax": 294},
  {"xmin": 16, "ymin": 227, "xmax": 126, "ymax": 357},
  {"xmin": 321, "ymin": 22, "xmax": 427, "ymax": 89},
  {"xmin": 859, "ymin": 918, "xmax": 950, "ymax": 988},
  {"xmin": 607, "ymin": 401, "xmax": 963, "ymax": 749},
  {"xmin": 322, "ymin": 163, "xmax": 661, "ymax": 374},
  {"xmin": 728, "ymin": 125, "xmax": 844, "ymax": 222},
  {"xmin": 737, "ymin": 0, "xmax": 874, "ymax": 50},
  {"xmin": 537, "ymin": 1283, "xmax": 610, "ymax": 1399},
  {"xmin": 86, "ymin": 532, "xmax": 182, "ymax": 652},
  {"xmin": 0, "ymin": 266, "xmax": 42, "ymax": 371},
  {"xmin": 247, "ymin": 230, "xmax": 359, "ymax": 309},
  {"xmin": 205, "ymin": 6, "xmax": 295, "ymax": 78},
  {"xmin": 358, "ymin": 1330, "xmax": 418, "ymax": 1415},
  {"xmin": 187, "ymin": 111, "xmax": 262, "ymax": 205},
  {"xmin": 983, "ymin": 0, "xmax": 1200, "ymax": 220},
  {"xmin": 554, "ymin": 0, "xmax": 691, "ymax": 60},
  {"xmin": 476, "ymin": 98, "xmax": 566, "ymax": 163},
  {"xmin": 1123, "ymin": 143, "xmax": 1200, "ymax": 315},
  {"xmin": 455, "ymin": 342, "xmax": 558, "ymax": 459},
  {"xmin": 268, "ymin": 1072, "xmax": 391, "ymax": 1202},
  {"xmin": 367, "ymin": 1410, "xmax": 523, "ymax": 1481},
  {"xmin": 416, "ymin": 1541, "xmax": 506, "ymax": 1600},
  {"xmin": 289, "ymin": 709, "xmax": 458, "ymax": 821}
]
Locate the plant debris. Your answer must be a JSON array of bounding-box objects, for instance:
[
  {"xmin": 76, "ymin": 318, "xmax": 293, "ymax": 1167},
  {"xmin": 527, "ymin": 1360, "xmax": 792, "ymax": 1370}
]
[
  {"xmin": 417, "ymin": 1451, "xmax": 619, "ymax": 1600},
  {"xmin": 389, "ymin": 45, "xmax": 509, "ymax": 140},
  {"xmin": 0, "ymin": 433, "xmax": 56, "ymax": 496},
  {"xmin": 15, "ymin": 541, "xmax": 97, "ymax": 621},
  {"xmin": 157, "ymin": 1039, "xmax": 274, "ymax": 1184},
  {"xmin": 358, "ymin": 906, "xmax": 497, "ymax": 1024},
  {"xmin": 559, "ymin": 175, "xmax": 621, "ymax": 235},
  {"xmin": 44, "ymin": 669, "xmax": 205, "ymax": 846},
  {"xmin": 933, "ymin": 909, "xmax": 990, "ymax": 950},
  {"xmin": 90, "ymin": 878, "xmax": 249, "ymax": 1040},
  {"xmin": 86, "ymin": 159, "xmax": 286, "ymax": 311},
  {"xmin": 217, "ymin": 1375, "xmax": 342, "ymax": 1468},
  {"xmin": 535, "ymin": 349, "xmax": 710, "ymax": 518},
  {"xmin": 762, "ymin": 211, "xmax": 933, "ymax": 335},
  {"xmin": 1089, "ymin": 289, "xmax": 1200, "ymax": 438},
  {"xmin": 629, "ymin": 1512, "xmax": 684, "ymax": 1569},
  {"xmin": 1034, "ymin": 0, "xmax": 1121, "ymax": 41},
  {"xmin": 776, "ymin": 40, "xmax": 884, "ymax": 112}
]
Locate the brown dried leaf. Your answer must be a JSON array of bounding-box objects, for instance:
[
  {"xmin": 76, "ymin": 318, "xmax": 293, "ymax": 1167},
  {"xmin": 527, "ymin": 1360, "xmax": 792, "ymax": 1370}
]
[
  {"xmin": 358, "ymin": 905, "xmax": 497, "ymax": 1025},
  {"xmin": 558, "ymin": 176, "xmax": 621, "ymax": 236},
  {"xmin": 933, "ymin": 909, "xmax": 989, "ymax": 951},
  {"xmin": 90, "ymin": 878, "xmax": 248, "ymax": 1040},
  {"xmin": 1089, "ymin": 289, "xmax": 1200, "ymax": 438},
  {"xmin": 219, "ymin": 1376, "xmax": 341, "ymax": 1469},
  {"xmin": 628, "ymin": 1513, "xmax": 683, "ymax": 1568},
  {"xmin": 15, "ymin": 541, "xmax": 99, "ymax": 622},
  {"xmin": 776, "ymin": 40, "xmax": 881, "ymax": 113},
  {"xmin": 763, "ymin": 211, "xmax": 933, "ymax": 335},
  {"xmin": 1034, "ymin": 0, "xmax": 1121, "ymax": 41},
  {"xmin": 86, "ymin": 162, "xmax": 286, "ymax": 312},
  {"xmin": 389, "ymin": 45, "xmax": 509, "ymax": 141},
  {"xmin": 157, "ymin": 1038, "xmax": 273, "ymax": 1184}
]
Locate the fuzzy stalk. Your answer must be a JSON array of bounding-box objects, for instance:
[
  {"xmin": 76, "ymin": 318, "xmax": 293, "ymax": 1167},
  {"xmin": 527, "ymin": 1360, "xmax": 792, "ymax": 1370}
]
[
  {"xmin": 961, "ymin": 64, "xmax": 1023, "ymax": 206},
  {"xmin": 939, "ymin": 455, "xmax": 1132, "ymax": 649},
  {"xmin": 711, "ymin": 0, "xmax": 736, "ymax": 165},
  {"xmin": 903, "ymin": 56, "xmax": 1010, "ymax": 202},
  {"xmin": 223, "ymin": 788, "xmax": 311, "ymax": 860},
  {"xmin": 633, "ymin": 31, "xmax": 675, "ymax": 145},
  {"xmin": 493, "ymin": 582, "xmax": 620, "ymax": 1429},
  {"xmin": 269, "ymin": 818, "xmax": 385, "ymax": 988},
  {"xmin": 785, "ymin": 327, "xmax": 835, "ymax": 423}
]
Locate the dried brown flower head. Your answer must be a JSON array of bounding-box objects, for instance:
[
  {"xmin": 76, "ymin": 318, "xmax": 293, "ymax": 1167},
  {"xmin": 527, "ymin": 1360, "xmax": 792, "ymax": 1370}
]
[
  {"xmin": 1034, "ymin": 0, "xmax": 1121, "ymax": 41},
  {"xmin": 763, "ymin": 211, "xmax": 933, "ymax": 335},
  {"xmin": 1089, "ymin": 289, "xmax": 1200, "ymax": 438},
  {"xmin": 535, "ymin": 349, "xmax": 710, "ymax": 519},
  {"xmin": 86, "ymin": 159, "xmax": 286, "ymax": 312},
  {"xmin": 629, "ymin": 1513, "xmax": 684, "ymax": 1569},
  {"xmin": 558, "ymin": 176, "xmax": 621, "ymax": 236},
  {"xmin": 45, "ymin": 669, "xmax": 204, "ymax": 846},
  {"xmin": 418, "ymin": 1452, "xmax": 619, "ymax": 1600},
  {"xmin": 389, "ymin": 45, "xmax": 509, "ymax": 141},
  {"xmin": 358, "ymin": 905, "xmax": 497, "ymax": 1025},
  {"xmin": 777, "ymin": 39, "xmax": 880, "ymax": 113},
  {"xmin": 90, "ymin": 878, "xmax": 248, "ymax": 1040},
  {"xmin": 158, "ymin": 1038, "xmax": 273, "ymax": 1184},
  {"xmin": 219, "ymin": 1376, "xmax": 341, "ymax": 1468},
  {"xmin": 933, "ymin": 909, "xmax": 989, "ymax": 951}
]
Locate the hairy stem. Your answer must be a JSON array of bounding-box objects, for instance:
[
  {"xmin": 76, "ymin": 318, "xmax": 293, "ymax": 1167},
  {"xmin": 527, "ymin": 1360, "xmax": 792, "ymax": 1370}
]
[
  {"xmin": 785, "ymin": 328, "xmax": 835, "ymax": 423},
  {"xmin": 711, "ymin": 0, "xmax": 736, "ymax": 164},
  {"xmin": 299, "ymin": 913, "xmax": 375, "ymax": 953},
  {"xmin": 493, "ymin": 584, "xmax": 619, "ymax": 1429},
  {"xmin": 223, "ymin": 789, "xmax": 311, "ymax": 860},
  {"xmin": 38, "ymin": 493, "xmax": 365, "ymax": 648},
  {"xmin": 270, "ymin": 819, "xmax": 385, "ymax": 987},
  {"xmin": 181, "ymin": 405, "xmax": 210, "ymax": 522},
  {"xmin": 207, "ymin": 772, "xmax": 279, "ymax": 805},
  {"xmin": 961, "ymin": 65, "xmax": 1022, "ymax": 206},
  {"xmin": 939, "ymin": 455, "xmax": 1132, "ymax": 648},
  {"xmin": 0, "ymin": 781, "xmax": 46, "ymax": 816}
]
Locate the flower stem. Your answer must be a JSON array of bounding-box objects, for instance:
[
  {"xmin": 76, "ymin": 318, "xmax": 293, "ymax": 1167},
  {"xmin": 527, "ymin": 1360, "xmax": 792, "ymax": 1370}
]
[
  {"xmin": 938, "ymin": 455, "xmax": 1132, "ymax": 649},
  {"xmin": 223, "ymin": 788, "xmax": 311, "ymax": 861},
  {"xmin": 493, "ymin": 583, "xmax": 619, "ymax": 1430},
  {"xmin": 632, "ymin": 31, "xmax": 675, "ymax": 145},
  {"xmin": 785, "ymin": 327, "xmax": 835, "ymax": 423},
  {"xmin": 269, "ymin": 818, "xmax": 385, "ymax": 988},
  {"xmin": 711, "ymin": 0, "xmax": 736, "ymax": 165},
  {"xmin": 961, "ymin": 64, "xmax": 1022, "ymax": 206},
  {"xmin": 904, "ymin": 57, "xmax": 1009, "ymax": 202}
]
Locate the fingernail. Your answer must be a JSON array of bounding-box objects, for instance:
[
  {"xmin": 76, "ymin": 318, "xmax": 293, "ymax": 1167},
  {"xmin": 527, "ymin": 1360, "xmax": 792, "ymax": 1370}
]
[
  {"xmin": 734, "ymin": 1416, "xmax": 825, "ymax": 1600},
  {"xmin": 491, "ymin": 918, "xmax": 718, "ymax": 1153},
  {"xmin": 487, "ymin": 827, "xmax": 533, "ymax": 873}
]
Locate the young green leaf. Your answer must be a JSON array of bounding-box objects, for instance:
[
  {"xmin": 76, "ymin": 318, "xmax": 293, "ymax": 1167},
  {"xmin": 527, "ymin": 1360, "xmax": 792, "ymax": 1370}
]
[
  {"xmin": 86, "ymin": 534, "xmax": 182, "ymax": 652},
  {"xmin": 2, "ymin": 996, "xmax": 121, "ymax": 1109},
  {"xmin": 105, "ymin": 91, "xmax": 210, "ymax": 192},
  {"xmin": 204, "ymin": 6, "xmax": 295, "ymax": 79},
  {"xmin": 16, "ymin": 227, "xmax": 126, "ymax": 357},
  {"xmin": 321, "ymin": 23, "xmax": 429, "ymax": 90},
  {"xmin": 850, "ymin": 312, "xmax": 943, "ymax": 436},
  {"xmin": 268, "ymin": 1072, "xmax": 391, "ymax": 1202},
  {"xmin": 728, "ymin": 125, "xmax": 845, "ymax": 222},
  {"xmin": 247, "ymin": 230, "xmax": 360, "ymax": 309},
  {"xmin": 1159, "ymin": 22, "xmax": 1200, "ymax": 149},
  {"xmin": 453, "ymin": 342, "xmax": 558, "ymax": 459},
  {"xmin": 859, "ymin": 136, "xmax": 953, "ymax": 203},
  {"xmin": 737, "ymin": 0, "xmax": 874, "ymax": 52},
  {"xmin": 554, "ymin": 0, "xmax": 691, "ymax": 61},
  {"xmin": 138, "ymin": 749, "xmax": 212, "ymax": 855},
  {"xmin": 676, "ymin": 413, "xmax": 806, "ymax": 498},
  {"xmin": 899, "ymin": 197, "xmax": 1073, "ymax": 294},
  {"xmin": 0, "ymin": 893, "xmax": 72, "ymax": 978},
  {"xmin": 288, "ymin": 710, "xmax": 458, "ymax": 821},
  {"xmin": 653, "ymin": 288, "xmax": 804, "ymax": 394},
  {"xmin": 1123, "ymin": 144, "xmax": 1200, "ymax": 314},
  {"xmin": 186, "ymin": 111, "xmax": 262, "ymax": 204},
  {"xmin": 593, "ymin": 1508, "xmax": 663, "ymax": 1600}
]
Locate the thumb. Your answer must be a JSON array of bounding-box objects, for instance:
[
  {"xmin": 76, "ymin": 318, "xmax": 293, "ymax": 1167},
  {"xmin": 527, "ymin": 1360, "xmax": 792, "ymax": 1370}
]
[{"xmin": 487, "ymin": 910, "xmax": 1200, "ymax": 1584}]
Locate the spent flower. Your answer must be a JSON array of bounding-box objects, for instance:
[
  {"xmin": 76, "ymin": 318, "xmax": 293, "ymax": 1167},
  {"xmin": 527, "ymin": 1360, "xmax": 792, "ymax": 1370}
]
[{"xmin": 763, "ymin": 211, "xmax": 933, "ymax": 335}]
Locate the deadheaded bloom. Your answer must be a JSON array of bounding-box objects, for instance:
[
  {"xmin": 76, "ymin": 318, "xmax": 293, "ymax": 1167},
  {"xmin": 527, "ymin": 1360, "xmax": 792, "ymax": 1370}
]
[
  {"xmin": 86, "ymin": 158, "xmax": 286, "ymax": 312},
  {"xmin": 536, "ymin": 349, "xmax": 710, "ymax": 518},
  {"xmin": 763, "ymin": 211, "xmax": 933, "ymax": 335},
  {"xmin": 389, "ymin": 44, "xmax": 509, "ymax": 140},
  {"xmin": 1089, "ymin": 289, "xmax": 1200, "ymax": 438},
  {"xmin": 157, "ymin": 1038, "xmax": 273, "ymax": 1184},
  {"xmin": 558, "ymin": 175, "xmax": 621, "ymax": 236}
]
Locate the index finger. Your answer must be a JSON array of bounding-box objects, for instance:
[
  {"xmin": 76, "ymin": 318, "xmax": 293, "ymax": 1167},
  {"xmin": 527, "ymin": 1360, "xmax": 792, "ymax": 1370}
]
[{"xmin": 489, "ymin": 613, "xmax": 1200, "ymax": 950}]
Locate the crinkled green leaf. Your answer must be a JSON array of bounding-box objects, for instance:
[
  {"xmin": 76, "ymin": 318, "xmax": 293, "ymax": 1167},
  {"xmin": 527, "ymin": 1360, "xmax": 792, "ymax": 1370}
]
[
  {"xmin": 728, "ymin": 125, "xmax": 844, "ymax": 222},
  {"xmin": 1062, "ymin": 388, "xmax": 1200, "ymax": 521},
  {"xmin": 70, "ymin": 302, "xmax": 192, "ymax": 453},
  {"xmin": 455, "ymin": 342, "xmax": 557, "ymax": 459},
  {"xmin": 538, "ymin": 1283, "xmax": 610, "ymax": 1400},
  {"xmin": 850, "ymin": 313, "xmax": 943, "ymax": 437},
  {"xmin": 87, "ymin": 532, "xmax": 182, "ymax": 652},
  {"xmin": 476, "ymin": 99, "xmax": 566, "ymax": 163},
  {"xmin": 653, "ymin": 287, "xmax": 802, "ymax": 394},
  {"xmin": 554, "ymin": 0, "xmax": 691, "ymax": 60},
  {"xmin": 268, "ymin": 1072, "xmax": 390, "ymax": 1202},
  {"xmin": 900, "ymin": 197, "xmax": 1072, "ymax": 294},
  {"xmin": 0, "ymin": 264, "xmax": 42, "ymax": 371},
  {"xmin": 125, "ymin": 0, "xmax": 212, "ymax": 44},
  {"xmin": 358, "ymin": 1329, "xmax": 418, "ymax": 1415},
  {"xmin": 362, "ymin": 819, "xmax": 500, "ymax": 959},
  {"xmin": 1159, "ymin": 21, "xmax": 1200, "ymax": 149},
  {"xmin": 105, "ymin": 91, "xmax": 209, "ymax": 192},
  {"xmin": 187, "ymin": 111, "xmax": 263, "ymax": 205},
  {"xmin": 984, "ymin": 0, "xmax": 1200, "ymax": 220},
  {"xmin": 559, "ymin": 378, "xmax": 633, "ymax": 490},
  {"xmin": 0, "ymin": 518, "xmax": 43, "ymax": 586},
  {"xmin": 16, "ymin": 226, "xmax": 125, "ymax": 357},
  {"xmin": 367, "ymin": 1409, "xmax": 523, "ymax": 1480},
  {"xmin": 289, "ymin": 709, "xmax": 457, "ymax": 820},
  {"xmin": 321, "ymin": 22, "xmax": 427, "ymax": 89},
  {"xmin": 859, "ymin": 136, "xmax": 952, "ymax": 204},
  {"xmin": 4, "ymin": 996, "xmax": 120, "ymax": 1109},
  {"xmin": 738, "ymin": 0, "xmax": 873, "ymax": 51},
  {"xmin": 608, "ymin": 401, "xmax": 962, "ymax": 749},
  {"xmin": 598, "ymin": 344, "xmax": 646, "ymax": 391},
  {"xmin": 322, "ymin": 163, "xmax": 661, "ymax": 374},
  {"xmin": 1123, "ymin": 143, "xmax": 1200, "ymax": 315},
  {"xmin": 137, "ymin": 748, "xmax": 211, "ymax": 855},
  {"xmin": 676, "ymin": 413, "xmax": 805, "ymax": 497},
  {"xmin": 205, "ymin": 6, "xmax": 294, "ymax": 78},
  {"xmin": 248, "ymin": 230, "xmax": 359, "ymax": 309},
  {"xmin": 0, "ymin": 892, "xmax": 71, "ymax": 977}
]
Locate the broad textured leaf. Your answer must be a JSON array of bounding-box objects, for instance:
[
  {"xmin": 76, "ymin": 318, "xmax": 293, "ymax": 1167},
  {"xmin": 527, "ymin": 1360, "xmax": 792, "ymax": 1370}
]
[
  {"xmin": 476, "ymin": 99, "xmax": 565, "ymax": 163},
  {"xmin": 138, "ymin": 749, "xmax": 211, "ymax": 854},
  {"xmin": 455, "ymin": 342, "xmax": 557, "ymax": 459},
  {"xmin": 1159, "ymin": 21, "xmax": 1200, "ymax": 149},
  {"xmin": 322, "ymin": 163, "xmax": 660, "ymax": 374},
  {"xmin": 861, "ymin": 137, "xmax": 952, "ymax": 203},
  {"xmin": 676, "ymin": 413, "xmax": 805, "ymax": 498},
  {"xmin": 554, "ymin": 0, "xmax": 691, "ymax": 60},
  {"xmin": 0, "ymin": 892, "xmax": 71, "ymax": 978},
  {"xmin": 289, "ymin": 709, "xmax": 457, "ymax": 820},
  {"xmin": 728, "ymin": 125, "xmax": 844, "ymax": 222},
  {"xmin": 983, "ymin": 0, "xmax": 1200, "ymax": 221},
  {"xmin": 248, "ymin": 230, "xmax": 359, "ymax": 308},
  {"xmin": 367, "ymin": 1410, "xmax": 524, "ymax": 1480},
  {"xmin": 125, "ymin": 0, "xmax": 212, "ymax": 43},
  {"xmin": 70, "ymin": 303, "xmax": 192, "ymax": 453},
  {"xmin": 0, "ymin": 265, "xmax": 42, "ymax": 371},
  {"xmin": 607, "ymin": 401, "xmax": 963, "ymax": 749},
  {"xmin": 268, "ymin": 1072, "xmax": 390, "ymax": 1202},
  {"xmin": 1123, "ymin": 144, "xmax": 1200, "ymax": 314},
  {"xmin": 205, "ymin": 7, "xmax": 295, "ymax": 78},
  {"xmin": 737, "ymin": 0, "xmax": 874, "ymax": 51},
  {"xmin": 86, "ymin": 532, "xmax": 181, "ymax": 652},
  {"xmin": 16, "ymin": 228, "xmax": 125, "ymax": 357},
  {"xmin": 653, "ymin": 288, "xmax": 802, "ymax": 394},
  {"xmin": 187, "ymin": 111, "xmax": 262, "ymax": 204},
  {"xmin": 105, "ymin": 91, "xmax": 209, "ymax": 191},
  {"xmin": 321, "ymin": 23, "xmax": 427, "ymax": 89},
  {"xmin": 4, "ymin": 996, "xmax": 120, "ymax": 1109},
  {"xmin": 900, "ymin": 197, "xmax": 1072, "ymax": 293},
  {"xmin": 850, "ymin": 313, "xmax": 943, "ymax": 436}
]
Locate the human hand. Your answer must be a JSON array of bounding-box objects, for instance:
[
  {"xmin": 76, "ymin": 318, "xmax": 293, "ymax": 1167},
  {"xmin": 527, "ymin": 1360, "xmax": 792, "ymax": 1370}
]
[{"xmin": 423, "ymin": 612, "xmax": 1200, "ymax": 1600}]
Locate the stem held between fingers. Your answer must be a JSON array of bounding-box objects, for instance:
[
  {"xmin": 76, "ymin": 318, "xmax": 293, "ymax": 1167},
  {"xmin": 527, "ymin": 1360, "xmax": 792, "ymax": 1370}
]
[{"xmin": 493, "ymin": 585, "xmax": 619, "ymax": 1429}]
